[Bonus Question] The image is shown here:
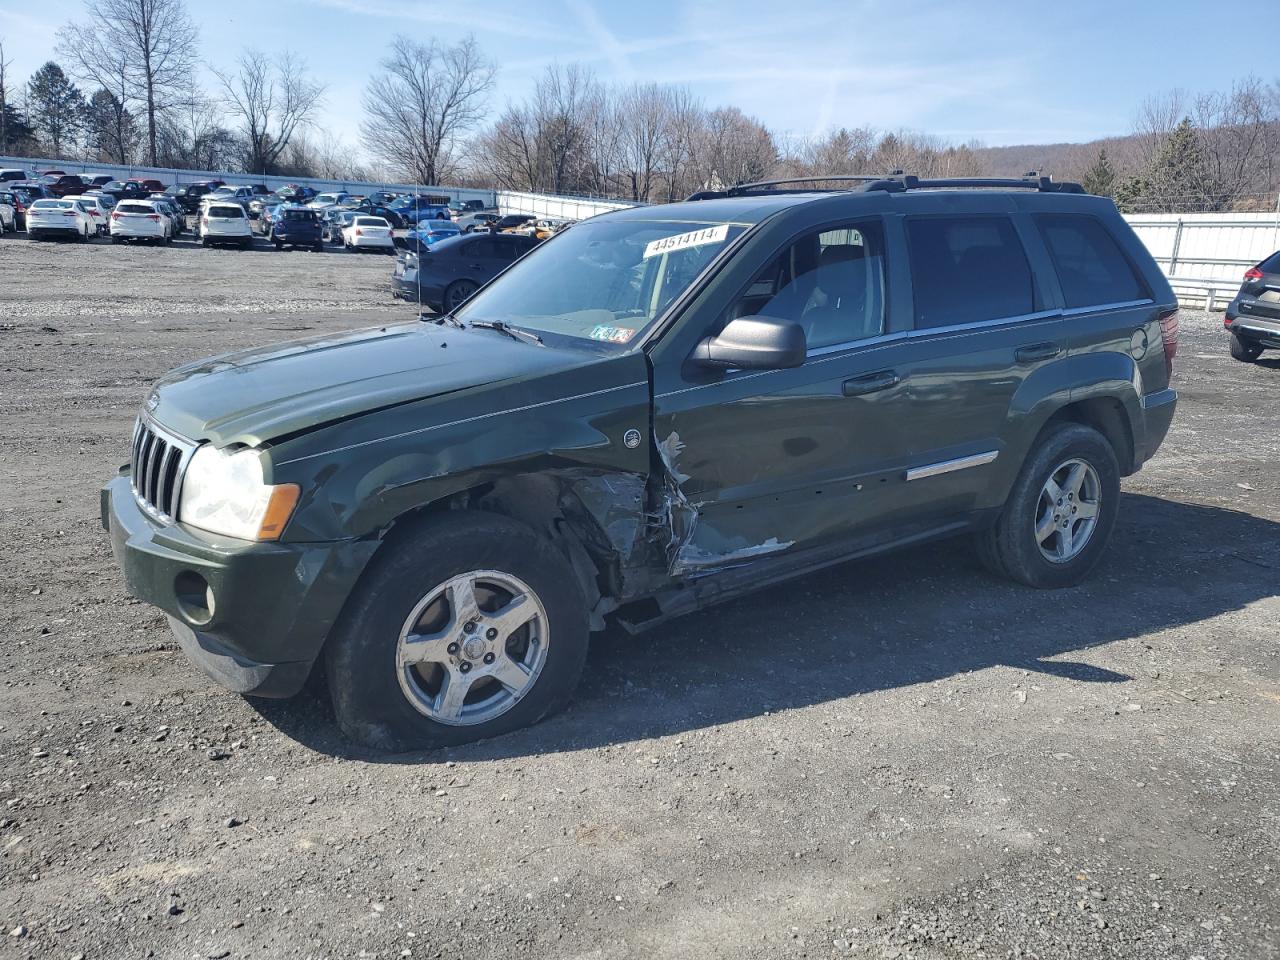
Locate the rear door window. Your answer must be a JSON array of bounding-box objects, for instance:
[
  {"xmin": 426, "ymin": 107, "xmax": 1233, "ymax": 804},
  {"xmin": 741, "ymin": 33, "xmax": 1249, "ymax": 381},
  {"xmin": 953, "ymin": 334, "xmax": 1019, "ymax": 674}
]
[
  {"xmin": 907, "ymin": 216, "xmax": 1035, "ymax": 328},
  {"xmin": 1034, "ymin": 214, "xmax": 1147, "ymax": 308},
  {"xmin": 1257, "ymin": 250, "xmax": 1280, "ymax": 275}
]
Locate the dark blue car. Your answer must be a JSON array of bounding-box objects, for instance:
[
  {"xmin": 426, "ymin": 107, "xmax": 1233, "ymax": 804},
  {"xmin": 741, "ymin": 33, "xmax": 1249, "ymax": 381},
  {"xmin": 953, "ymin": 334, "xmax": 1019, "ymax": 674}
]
[{"xmin": 270, "ymin": 206, "xmax": 324, "ymax": 251}]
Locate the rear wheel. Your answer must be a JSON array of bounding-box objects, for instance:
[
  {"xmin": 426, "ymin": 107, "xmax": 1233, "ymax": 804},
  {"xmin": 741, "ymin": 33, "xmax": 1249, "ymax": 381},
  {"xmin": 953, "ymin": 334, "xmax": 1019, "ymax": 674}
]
[
  {"xmin": 1230, "ymin": 332, "xmax": 1263, "ymax": 362},
  {"xmin": 324, "ymin": 512, "xmax": 589, "ymax": 752},
  {"xmin": 975, "ymin": 422, "xmax": 1120, "ymax": 589},
  {"xmin": 444, "ymin": 279, "xmax": 479, "ymax": 312}
]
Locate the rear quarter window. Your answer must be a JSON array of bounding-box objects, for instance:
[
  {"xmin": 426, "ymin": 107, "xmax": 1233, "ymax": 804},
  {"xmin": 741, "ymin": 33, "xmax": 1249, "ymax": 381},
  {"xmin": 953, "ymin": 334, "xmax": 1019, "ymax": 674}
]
[
  {"xmin": 906, "ymin": 216, "xmax": 1035, "ymax": 327},
  {"xmin": 1034, "ymin": 214, "xmax": 1148, "ymax": 308},
  {"xmin": 1257, "ymin": 250, "xmax": 1280, "ymax": 274}
]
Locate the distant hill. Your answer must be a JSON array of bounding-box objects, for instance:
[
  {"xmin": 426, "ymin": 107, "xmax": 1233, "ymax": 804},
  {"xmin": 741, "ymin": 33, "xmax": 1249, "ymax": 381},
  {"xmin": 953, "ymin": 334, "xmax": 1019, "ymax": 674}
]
[{"xmin": 973, "ymin": 134, "xmax": 1145, "ymax": 182}]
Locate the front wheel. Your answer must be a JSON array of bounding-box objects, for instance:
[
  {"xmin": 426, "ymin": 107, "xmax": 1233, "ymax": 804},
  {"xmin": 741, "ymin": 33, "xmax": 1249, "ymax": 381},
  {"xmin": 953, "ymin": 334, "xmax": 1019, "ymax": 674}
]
[
  {"xmin": 324, "ymin": 512, "xmax": 589, "ymax": 752},
  {"xmin": 1230, "ymin": 332, "xmax": 1263, "ymax": 363},
  {"xmin": 975, "ymin": 422, "xmax": 1120, "ymax": 589}
]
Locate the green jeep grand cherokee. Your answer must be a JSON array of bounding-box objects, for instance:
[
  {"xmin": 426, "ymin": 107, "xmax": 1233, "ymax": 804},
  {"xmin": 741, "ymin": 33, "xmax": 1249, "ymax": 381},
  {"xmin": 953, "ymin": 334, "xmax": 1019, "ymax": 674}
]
[{"xmin": 102, "ymin": 175, "xmax": 1179, "ymax": 751}]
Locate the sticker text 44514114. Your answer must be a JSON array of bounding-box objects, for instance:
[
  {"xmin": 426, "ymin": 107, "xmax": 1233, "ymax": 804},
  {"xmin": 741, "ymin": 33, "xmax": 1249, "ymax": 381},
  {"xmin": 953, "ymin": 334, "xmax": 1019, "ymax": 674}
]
[{"xmin": 642, "ymin": 224, "xmax": 729, "ymax": 260}]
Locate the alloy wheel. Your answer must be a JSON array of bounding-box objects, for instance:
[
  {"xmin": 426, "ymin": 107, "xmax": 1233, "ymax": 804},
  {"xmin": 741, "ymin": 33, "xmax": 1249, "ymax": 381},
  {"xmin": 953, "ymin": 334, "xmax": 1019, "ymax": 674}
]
[
  {"xmin": 1035, "ymin": 458, "xmax": 1101, "ymax": 563},
  {"xmin": 395, "ymin": 570, "xmax": 549, "ymax": 726}
]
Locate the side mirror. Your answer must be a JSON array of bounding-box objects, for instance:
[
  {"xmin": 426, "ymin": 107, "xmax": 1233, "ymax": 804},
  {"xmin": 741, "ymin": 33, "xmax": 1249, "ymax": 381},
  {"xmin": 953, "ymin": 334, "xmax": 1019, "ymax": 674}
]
[{"xmin": 693, "ymin": 316, "xmax": 807, "ymax": 370}]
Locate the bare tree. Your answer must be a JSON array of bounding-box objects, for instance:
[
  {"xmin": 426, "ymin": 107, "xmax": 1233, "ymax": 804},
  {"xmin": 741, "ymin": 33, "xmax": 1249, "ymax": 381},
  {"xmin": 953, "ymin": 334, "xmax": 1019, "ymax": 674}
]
[
  {"xmin": 55, "ymin": 23, "xmax": 136, "ymax": 162},
  {"xmin": 0, "ymin": 39, "xmax": 10, "ymax": 154},
  {"xmin": 615, "ymin": 83, "xmax": 673, "ymax": 201},
  {"xmin": 214, "ymin": 50, "xmax": 325, "ymax": 175},
  {"xmin": 85, "ymin": 0, "xmax": 199, "ymax": 165},
  {"xmin": 1132, "ymin": 89, "xmax": 1186, "ymax": 166},
  {"xmin": 362, "ymin": 35, "xmax": 494, "ymax": 185}
]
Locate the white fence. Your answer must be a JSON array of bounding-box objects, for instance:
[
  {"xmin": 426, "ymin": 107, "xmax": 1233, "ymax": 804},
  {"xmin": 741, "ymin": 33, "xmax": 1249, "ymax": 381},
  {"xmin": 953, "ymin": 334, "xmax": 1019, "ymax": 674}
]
[
  {"xmin": 1123, "ymin": 211, "xmax": 1280, "ymax": 310},
  {"xmin": 495, "ymin": 190, "xmax": 638, "ymax": 221}
]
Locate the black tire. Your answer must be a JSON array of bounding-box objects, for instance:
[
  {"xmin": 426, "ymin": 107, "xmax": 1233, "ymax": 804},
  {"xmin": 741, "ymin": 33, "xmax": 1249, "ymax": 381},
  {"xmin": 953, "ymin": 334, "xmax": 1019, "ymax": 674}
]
[
  {"xmin": 313, "ymin": 243, "xmax": 323, "ymax": 253},
  {"xmin": 240, "ymin": 239, "xmax": 252, "ymax": 250},
  {"xmin": 201, "ymin": 237, "xmax": 210, "ymax": 247},
  {"xmin": 1229, "ymin": 332, "xmax": 1263, "ymax": 363},
  {"xmin": 324, "ymin": 511, "xmax": 589, "ymax": 752},
  {"xmin": 273, "ymin": 240, "xmax": 283, "ymax": 251},
  {"xmin": 444, "ymin": 279, "xmax": 479, "ymax": 312},
  {"xmin": 975, "ymin": 422, "xmax": 1120, "ymax": 589}
]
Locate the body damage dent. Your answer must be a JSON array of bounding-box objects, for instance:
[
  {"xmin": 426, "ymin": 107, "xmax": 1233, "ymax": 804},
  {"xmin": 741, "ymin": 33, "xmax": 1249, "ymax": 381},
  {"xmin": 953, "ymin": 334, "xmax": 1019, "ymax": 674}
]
[{"xmin": 655, "ymin": 430, "xmax": 794, "ymax": 577}]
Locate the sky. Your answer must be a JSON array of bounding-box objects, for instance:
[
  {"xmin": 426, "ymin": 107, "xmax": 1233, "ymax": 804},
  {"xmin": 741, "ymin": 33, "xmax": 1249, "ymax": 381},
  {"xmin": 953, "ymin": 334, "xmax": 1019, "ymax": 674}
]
[{"xmin": 0, "ymin": 0, "xmax": 1269, "ymax": 152}]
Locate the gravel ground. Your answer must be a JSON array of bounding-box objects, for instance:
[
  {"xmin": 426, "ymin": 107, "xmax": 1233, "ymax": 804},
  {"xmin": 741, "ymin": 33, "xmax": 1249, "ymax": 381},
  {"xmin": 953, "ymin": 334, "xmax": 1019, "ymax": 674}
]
[{"xmin": 1, "ymin": 231, "xmax": 1277, "ymax": 960}]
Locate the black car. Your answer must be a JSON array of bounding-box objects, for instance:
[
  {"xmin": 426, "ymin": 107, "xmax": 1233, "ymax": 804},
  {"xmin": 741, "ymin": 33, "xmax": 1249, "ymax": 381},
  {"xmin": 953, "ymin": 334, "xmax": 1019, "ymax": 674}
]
[
  {"xmin": 270, "ymin": 206, "xmax": 324, "ymax": 251},
  {"xmin": 392, "ymin": 232, "xmax": 541, "ymax": 311},
  {"xmin": 166, "ymin": 182, "xmax": 217, "ymax": 214},
  {"xmin": 8, "ymin": 183, "xmax": 47, "ymax": 228},
  {"xmin": 348, "ymin": 199, "xmax": 406, "ymax": 229},
  {"xmin": 103, "ymin": 174, "xmax": 1178, "ymax": 752},
  {"xmin": 1224, "ymin": 250, "xmax": 1280, "ymax": 363},
  {"xmin": 101, "ymin": 180, "xmax": 151, "ymax": 202}
]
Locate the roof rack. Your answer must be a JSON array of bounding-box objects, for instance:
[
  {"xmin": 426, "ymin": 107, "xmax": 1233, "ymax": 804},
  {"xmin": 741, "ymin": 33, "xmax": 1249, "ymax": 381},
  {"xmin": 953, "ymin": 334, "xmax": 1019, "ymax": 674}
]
[
  {"xmin": 860, "ymin": 174, "xmax": 1084, "ymax": 194},
  {"xmin": 686, "ymin": 172, "xmax": 1084, "ymax": 201}
]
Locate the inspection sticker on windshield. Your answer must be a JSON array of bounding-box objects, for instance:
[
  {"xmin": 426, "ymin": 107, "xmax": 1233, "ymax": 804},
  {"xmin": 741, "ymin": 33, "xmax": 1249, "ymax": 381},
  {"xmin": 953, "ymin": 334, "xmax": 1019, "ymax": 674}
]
[
  {"xmin": 643, "ymin": 224, "xmax": 729, "ymax": 260},
  {"xmin": 589, "ymin": 325, "xmax": 637, "ymax": 343}
]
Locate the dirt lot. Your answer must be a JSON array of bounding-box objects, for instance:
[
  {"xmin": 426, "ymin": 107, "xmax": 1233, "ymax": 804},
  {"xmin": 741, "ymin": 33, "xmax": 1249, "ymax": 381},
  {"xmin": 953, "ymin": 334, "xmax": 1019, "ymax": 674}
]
[{"xmin": 1, "ymin": 231, "xmax": 1277, "ymax": 960}]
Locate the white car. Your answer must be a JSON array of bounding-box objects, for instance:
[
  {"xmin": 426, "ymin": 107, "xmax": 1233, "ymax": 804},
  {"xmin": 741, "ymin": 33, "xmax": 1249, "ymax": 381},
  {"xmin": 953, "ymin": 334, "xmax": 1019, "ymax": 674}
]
[
  {"xmin": 110, "ymin": 200, "xmax": 172, "ymax": 243},
  {"xmin": 200, "ymin": 203, "xmax": 254, "ymax": 249},
  {"xmin": 342, "ymin": 215, "xmax": 395, "ymax": 252},
  {"xmin": 66, "ymin": 195, "xmax": 111, "ymax": 236},
  {"xmin": 202, "ymin": 185, "xmax": 255, "ymax": 210},
  {"xmin": 0, "ymin": 189, "xmax": 15, "ymax": 235},
  {"xmin": 309, "ymin": 191, "xmax": 351, "ymax": 212},
  {"xmin": 26, "ymin": 198, "xmax": 95, "ymax": 241}
]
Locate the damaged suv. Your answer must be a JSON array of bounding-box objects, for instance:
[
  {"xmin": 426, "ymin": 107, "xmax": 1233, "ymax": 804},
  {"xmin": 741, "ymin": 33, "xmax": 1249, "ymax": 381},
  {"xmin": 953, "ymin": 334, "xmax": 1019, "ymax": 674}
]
[{"xmin": 102, "ymin": 175, "xmax": 1179, "ymax": 751}]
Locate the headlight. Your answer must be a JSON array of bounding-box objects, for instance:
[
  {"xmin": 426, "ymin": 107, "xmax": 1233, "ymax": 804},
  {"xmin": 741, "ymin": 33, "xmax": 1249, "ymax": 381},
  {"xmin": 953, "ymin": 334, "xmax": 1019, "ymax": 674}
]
[{"xmin": 179, "ymin": 445, "xmax": 299, "ymax": 541}]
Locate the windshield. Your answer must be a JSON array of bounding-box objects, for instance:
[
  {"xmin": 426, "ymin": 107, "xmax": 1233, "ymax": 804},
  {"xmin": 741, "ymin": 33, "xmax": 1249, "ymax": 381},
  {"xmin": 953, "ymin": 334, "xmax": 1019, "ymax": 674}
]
[{"xmin": 454, "ymin": 218, "xmax": 745, "ymax": 346}]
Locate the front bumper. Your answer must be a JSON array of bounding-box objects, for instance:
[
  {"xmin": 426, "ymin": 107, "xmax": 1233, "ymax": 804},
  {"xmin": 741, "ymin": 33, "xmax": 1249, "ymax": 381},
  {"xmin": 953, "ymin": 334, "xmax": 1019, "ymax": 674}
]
[{"xmin": 101, "ymin": 475, "xmax": 378, "ymax": 697}]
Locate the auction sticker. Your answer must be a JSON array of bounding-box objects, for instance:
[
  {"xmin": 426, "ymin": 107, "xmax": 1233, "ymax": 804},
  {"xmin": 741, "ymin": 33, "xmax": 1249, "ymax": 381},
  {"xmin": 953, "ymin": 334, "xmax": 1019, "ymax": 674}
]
[
  {"xmin": 589, "ymin": 325, "xmax": 637, "ymax": 343},
  {"xmin": 643, "ymin": 224, "xmax": 729, "ymax": 260}
]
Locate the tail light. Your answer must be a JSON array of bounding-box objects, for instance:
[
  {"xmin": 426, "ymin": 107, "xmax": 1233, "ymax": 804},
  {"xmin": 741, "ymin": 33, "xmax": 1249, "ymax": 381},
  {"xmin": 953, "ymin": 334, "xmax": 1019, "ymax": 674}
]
[
  {"xmin": 111, "ymin": 212, "xmax": 122, "ymax": 220},
  {"xmin": 63, "ymin": 210, "xmax": 77, "ymax": 217},
  {"xmin": 201, "ymin": 217, "xmax": 209, "ymax": 225},
  {"xmin": 1244, "ymin": 266, "xmax": 1263, "ymax": 281},
  {"xmin": 1158, "ymin": 308, "xmax": 1179, "ymax": 380},
  {"xmin": 355, "ymin": 228, "xmax": 363, "ymax": 236},
  {"xmin": 146, "ymin": 214, "xmax": 160, "ymax": 221}
]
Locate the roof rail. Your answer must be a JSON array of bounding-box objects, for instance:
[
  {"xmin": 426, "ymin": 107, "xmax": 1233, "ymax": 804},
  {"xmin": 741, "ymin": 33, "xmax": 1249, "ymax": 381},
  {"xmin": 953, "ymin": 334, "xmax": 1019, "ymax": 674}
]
[
  {"xmin": 685, "ymin": 175, "xmax": 887, "ymax": 201},
  {"xmin": 686, "ymin": 172, "xmax": 1084, "ymax": 201},
  {"xmin": 860, "ymin": 174, "xmax": 1085, "ymax": 194}
]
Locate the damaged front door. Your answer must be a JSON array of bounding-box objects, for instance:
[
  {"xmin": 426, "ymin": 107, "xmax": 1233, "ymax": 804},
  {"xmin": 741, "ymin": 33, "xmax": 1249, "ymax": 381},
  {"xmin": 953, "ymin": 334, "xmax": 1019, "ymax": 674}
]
[{"xmin": 651, "ymin": 218, "xmax": 917, "ymax": 577}]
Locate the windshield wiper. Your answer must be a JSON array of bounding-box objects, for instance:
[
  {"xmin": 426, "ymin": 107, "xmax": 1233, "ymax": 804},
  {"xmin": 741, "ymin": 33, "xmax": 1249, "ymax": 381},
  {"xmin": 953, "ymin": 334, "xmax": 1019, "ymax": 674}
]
[
  {"xmin": 468, "ymin": 319, "xmax": 543, "ymax": 345},
  {"xmin": 420, "ymin": 310, "xmax": 464, "ymax": 328}
]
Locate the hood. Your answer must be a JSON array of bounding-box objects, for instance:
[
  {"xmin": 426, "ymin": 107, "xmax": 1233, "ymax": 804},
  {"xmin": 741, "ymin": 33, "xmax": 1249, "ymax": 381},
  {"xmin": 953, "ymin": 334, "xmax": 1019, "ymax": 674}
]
[{"xmin": 149, "ymin": 321, "xmax": 592, "ymax": 447}]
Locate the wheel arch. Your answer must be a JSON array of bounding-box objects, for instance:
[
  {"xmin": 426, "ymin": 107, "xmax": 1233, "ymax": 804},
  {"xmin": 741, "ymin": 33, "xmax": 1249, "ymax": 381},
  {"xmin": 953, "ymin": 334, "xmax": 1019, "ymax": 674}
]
[{"xmin": 336, "ymin": 467, "xmax": 653, "ymax": 637}]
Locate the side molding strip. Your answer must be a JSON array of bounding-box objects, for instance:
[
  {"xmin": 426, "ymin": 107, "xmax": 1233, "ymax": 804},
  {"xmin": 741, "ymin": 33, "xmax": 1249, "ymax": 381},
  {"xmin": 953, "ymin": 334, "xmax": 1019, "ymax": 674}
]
[{"xmin": 905, "ymin": 450, "xmax": 999, "ymax": 482}]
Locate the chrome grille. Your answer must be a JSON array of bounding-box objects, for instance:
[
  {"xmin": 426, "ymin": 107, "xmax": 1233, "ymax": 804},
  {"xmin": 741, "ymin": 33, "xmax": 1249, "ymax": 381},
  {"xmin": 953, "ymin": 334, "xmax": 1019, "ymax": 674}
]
[{"xmin": 130, "ymin": 418, "xmax": 195, "ymax": 522}]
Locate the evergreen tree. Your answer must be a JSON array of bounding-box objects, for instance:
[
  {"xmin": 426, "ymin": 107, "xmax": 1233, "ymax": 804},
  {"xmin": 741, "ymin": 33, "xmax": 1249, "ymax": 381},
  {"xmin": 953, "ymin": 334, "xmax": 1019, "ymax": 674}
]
[
  {"xmin": 1081, "ymin": 149, "xmax": 1116, "ymax": 198},
  {"xmin": 1144, "ymin": 118, "xmax": 1217, "ymax": 212},
  {"xmin": 26, "ymin": 61, "xmax": 86, "ymax": 157},
  {"xmin": 86, "ymin": 87, "xmax": 137, "ymax": 162}
]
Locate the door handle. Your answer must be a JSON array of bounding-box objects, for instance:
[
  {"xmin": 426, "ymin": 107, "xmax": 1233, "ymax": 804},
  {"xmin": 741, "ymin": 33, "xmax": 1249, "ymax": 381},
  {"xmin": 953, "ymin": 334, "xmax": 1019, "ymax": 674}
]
[
  {"xmin": 842, "ymin": 370, "xmax": 900, "ymax": 397},
  {"xmin": 1015, "ymin": 342, "xmax": 1061, "ymax": 363}
]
